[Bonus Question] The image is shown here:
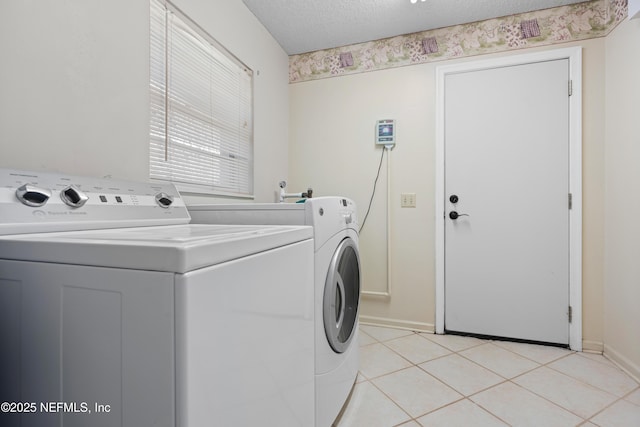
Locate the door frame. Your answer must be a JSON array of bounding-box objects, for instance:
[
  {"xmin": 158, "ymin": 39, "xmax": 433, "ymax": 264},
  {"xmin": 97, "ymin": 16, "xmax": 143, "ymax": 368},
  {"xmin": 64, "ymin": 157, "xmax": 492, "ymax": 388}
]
[{"xmin": 434, "ymin": 47, "xmax": 583, "ymax": 351}]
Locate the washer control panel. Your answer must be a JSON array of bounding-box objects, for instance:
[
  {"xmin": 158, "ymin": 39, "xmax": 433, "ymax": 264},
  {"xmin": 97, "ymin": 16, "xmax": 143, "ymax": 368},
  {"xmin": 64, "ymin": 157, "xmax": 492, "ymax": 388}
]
[{"xmin": 0, "ymin": 168, "xmax": 189, "ymax": 235}]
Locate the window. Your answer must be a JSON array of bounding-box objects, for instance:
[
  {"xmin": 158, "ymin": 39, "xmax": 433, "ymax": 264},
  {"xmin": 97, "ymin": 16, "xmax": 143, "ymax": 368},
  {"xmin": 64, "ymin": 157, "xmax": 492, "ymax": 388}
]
[{"xmin": 150, "ymin": 0, "xmax": 253, "ymax": 197}]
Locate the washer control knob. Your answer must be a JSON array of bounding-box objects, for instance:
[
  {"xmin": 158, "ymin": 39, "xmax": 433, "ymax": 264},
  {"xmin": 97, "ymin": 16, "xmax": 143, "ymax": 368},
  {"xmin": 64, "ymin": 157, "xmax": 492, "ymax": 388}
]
[
  {"xmin": 155, "ymin": 192, "xmax": 174, "ymax": 208},
  {"xmin": 16, "ymin": 184, "xmax": 51, "ymax": 207},
  {"xmin": 344, "ymin": 213, "xmax": 353, "ymax": 224},
  {"xmin": 60, "ymin": 185, "xmax": 89, "ymax": 208}
]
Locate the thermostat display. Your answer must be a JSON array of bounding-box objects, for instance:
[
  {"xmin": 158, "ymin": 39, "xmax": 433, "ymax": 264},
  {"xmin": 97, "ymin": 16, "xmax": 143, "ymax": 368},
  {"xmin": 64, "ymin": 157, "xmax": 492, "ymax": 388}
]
[{"xmin": 376, "ymin": 119, "xmax": 395, "ymax": 147}]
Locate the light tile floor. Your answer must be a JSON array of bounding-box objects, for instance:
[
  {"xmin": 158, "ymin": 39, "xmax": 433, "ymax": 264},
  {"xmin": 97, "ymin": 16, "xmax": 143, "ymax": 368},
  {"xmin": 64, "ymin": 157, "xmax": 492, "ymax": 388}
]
[{"xmin": 336, "ymin": 325, "xmax": 640, "ymax": 427}]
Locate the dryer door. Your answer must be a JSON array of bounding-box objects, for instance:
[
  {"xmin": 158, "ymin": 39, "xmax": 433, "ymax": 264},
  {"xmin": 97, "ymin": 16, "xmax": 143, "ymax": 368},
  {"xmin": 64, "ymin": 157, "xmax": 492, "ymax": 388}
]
[{"xmin": 323, "ymin": 237, "xmax": 360, "ymax": 353}]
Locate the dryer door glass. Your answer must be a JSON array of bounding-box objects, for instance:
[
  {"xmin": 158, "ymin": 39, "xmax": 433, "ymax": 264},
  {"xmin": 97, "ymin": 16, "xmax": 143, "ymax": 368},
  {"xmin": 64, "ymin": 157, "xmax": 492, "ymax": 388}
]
[{"xmin": 323, "ymin": 237, "xmax": 360, "ymax": 353}]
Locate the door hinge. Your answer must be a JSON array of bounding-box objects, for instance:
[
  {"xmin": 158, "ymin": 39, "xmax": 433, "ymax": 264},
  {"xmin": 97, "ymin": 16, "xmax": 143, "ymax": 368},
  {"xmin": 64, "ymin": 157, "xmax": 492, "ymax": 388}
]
[
  {"xmin": 568, "ymin": 193, "xmax": 573, "ymax": 210},
  {"xmin": 568, "ymin": 80, "xmax": 573, "ymax": 97},
  {"xmin": 568, "ymin": 305, "xmax": 573, "ymax": 323}
]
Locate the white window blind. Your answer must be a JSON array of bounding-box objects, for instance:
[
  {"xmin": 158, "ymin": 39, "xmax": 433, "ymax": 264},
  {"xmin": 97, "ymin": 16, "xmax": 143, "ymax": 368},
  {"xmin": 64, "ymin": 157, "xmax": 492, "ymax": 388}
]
[{"xmin": 150, "ymin": 0, "xmax": 253, "ymax": 197}]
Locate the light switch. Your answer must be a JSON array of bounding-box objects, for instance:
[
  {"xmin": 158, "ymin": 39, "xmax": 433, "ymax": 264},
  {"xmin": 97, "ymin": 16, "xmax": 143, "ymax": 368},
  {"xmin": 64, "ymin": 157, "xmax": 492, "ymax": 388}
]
[{"xmin": 401, "ymin": 193, "xmax": 416, "ymax": 208}]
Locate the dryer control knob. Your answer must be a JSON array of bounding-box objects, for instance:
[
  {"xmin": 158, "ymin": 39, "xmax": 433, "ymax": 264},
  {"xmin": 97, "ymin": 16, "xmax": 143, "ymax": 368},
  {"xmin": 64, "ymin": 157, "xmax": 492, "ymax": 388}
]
[
  {"xmin": 344, "ymin": 213, "xmax": 353, "ymax": 224},
  {"xmin": 16, "ymin": 184, "xmax": 51, "ymax": 207}
]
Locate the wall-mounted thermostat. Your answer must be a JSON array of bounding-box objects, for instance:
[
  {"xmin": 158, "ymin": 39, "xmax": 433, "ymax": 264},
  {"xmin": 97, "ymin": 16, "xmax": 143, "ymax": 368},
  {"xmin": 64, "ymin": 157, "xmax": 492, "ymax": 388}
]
[{"xmin": 376, "ymin": 119, "xmax": 395, "ymax": 148}]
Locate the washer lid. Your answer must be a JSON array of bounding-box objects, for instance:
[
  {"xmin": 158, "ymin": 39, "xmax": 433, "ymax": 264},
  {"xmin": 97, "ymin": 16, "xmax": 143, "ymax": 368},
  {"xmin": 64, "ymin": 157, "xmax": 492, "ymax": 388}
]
[{"xmin": 0, "ymin": 224, "xmax": 313, "ymax": 273}]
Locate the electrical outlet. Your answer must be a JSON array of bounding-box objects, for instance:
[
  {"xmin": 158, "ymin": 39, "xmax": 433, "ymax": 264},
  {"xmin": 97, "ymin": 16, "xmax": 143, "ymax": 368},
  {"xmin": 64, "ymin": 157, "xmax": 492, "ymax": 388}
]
[{"xmin": 401, "ymin": 193, "xmax": 416, "ymax": 208}]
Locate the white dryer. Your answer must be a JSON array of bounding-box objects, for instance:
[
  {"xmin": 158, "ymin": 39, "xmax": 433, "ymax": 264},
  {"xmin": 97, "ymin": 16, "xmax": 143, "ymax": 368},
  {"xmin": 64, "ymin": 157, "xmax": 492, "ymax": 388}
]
[
  {"xmin": 189, "ymin": 197, "xmax": 361, "ymax": 427},
  {"xmin": 0, "ymin": 169, "xmax": 315, "ymax": 427}
]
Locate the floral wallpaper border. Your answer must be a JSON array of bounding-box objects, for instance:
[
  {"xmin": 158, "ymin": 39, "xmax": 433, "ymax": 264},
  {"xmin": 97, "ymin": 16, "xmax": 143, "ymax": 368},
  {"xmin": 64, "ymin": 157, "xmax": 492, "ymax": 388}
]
[{"xmin": 289, "ymin": 0, "xmax": 627, "ymax": 83}]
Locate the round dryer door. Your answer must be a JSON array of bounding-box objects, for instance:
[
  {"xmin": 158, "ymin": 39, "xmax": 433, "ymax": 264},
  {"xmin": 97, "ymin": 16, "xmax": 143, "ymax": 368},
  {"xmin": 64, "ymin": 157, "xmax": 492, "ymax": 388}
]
[{"xmin": 323, "ymin": 237, "xmax": 360, "ymax": 353}]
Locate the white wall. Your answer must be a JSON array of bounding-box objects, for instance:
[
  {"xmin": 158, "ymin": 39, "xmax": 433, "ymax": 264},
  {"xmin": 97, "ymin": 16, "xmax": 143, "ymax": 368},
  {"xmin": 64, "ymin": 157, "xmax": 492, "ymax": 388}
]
[
  {"xmin": 289, "ymin": 38, "xmax": 608, "ymax": 346},
  {"xmin": 0, "ymin": 0, "xmax": 289, "ymax": 203},
  {"xmin": 604, "ymin": 17, "xmax": 640, "ymax": 381},
  {"xmin": 0, "ymin": 0, "xmax": 150, "ymax": 181}
]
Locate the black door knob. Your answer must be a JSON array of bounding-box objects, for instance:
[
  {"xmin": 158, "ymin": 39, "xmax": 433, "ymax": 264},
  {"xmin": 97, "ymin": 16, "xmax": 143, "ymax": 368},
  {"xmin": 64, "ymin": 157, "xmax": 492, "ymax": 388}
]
[
  {"xmin": 449, "ymin": 211, "xmax": 469, "ymax": 220},
  {"xmin": 449, "ymin": 195, "xmax": 459, "ymax": 204}
]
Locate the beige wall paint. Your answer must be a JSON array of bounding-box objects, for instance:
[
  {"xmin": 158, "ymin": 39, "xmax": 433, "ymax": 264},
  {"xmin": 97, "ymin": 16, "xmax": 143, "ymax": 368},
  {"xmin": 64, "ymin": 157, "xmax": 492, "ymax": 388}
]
[
  {"xmin": 604, "ymin": 18, "xmax": 640, "ymax": 381},
  {"xmin": 291, "ymin": 64, "xmax": 437, "ymax": 330},
  {"xmin": 581, "ymin": 40, "xmax": 607, "ymax": 353},
  {"xmin": 289, "ymin": 38, "xmax": 607, "ymax": 347},
  {"xmin": 0, "ymin": 0, "xmax": 289, "ymax": 203}
]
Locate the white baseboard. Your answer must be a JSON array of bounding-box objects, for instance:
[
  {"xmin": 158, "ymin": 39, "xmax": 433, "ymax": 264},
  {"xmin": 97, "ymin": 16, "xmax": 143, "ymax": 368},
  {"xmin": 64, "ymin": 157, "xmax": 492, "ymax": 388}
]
[
  {"xmin": 358, "ymin": 316, "xmax": 628, "ymax": 375},
  {"xmin": 604, "ymin": 344, "xmax": 640, "ymax": 384},
  {"xmin": 582, "ymin": 340, "xmax": 604, "ymax": 354},
  {"xmin": 359, "ymin": 315, "xmax": 434, "ymax": 334}
]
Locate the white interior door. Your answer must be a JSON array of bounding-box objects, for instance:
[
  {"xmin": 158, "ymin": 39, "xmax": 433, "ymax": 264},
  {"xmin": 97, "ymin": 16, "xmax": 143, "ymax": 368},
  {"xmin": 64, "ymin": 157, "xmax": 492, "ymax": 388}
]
[{"xmin": 443, "ymin": 58, "xmax": 570, "ymax": 345}]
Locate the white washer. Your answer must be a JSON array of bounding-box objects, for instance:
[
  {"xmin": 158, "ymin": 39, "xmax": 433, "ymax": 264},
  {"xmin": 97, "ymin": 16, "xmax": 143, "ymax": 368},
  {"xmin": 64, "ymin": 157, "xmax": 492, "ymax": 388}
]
[
  {"xmin": 189, "ymin": 197, "xmax": 361, "ymax": 427},
  {"xmin": 0, "ymin": 169, "xmax": 315, "ymax": 427}
]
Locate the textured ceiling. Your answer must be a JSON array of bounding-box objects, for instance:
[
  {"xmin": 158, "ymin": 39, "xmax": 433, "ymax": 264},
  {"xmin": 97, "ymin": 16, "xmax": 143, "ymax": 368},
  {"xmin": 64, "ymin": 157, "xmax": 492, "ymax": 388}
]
[{"xmin": 242, "ymin": 0, "xmax": 588, "ymax": 55}]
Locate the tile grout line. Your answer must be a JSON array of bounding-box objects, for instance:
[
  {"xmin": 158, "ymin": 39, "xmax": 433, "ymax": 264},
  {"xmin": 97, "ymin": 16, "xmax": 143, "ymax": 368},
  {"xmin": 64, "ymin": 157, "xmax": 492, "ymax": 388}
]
[
  {"xmin": 361, "ymin": 331, "xmax": 469, "ymax": 425},
  {"xmin": 362, "ymin": 332, "xmax": 531, "ymax": 425},
  {"xmin": 544, "ymin": 354, "xmax": 639, "ymax": 397},
  {"xmin": 366, "ymin": 332, "xmax": 515, "ymax": 425},
  {"xmin": 433, "ymin": 341, "xmax": 619, "ymax": 425},
  {"xmin": 387, "ymin": 334, "xmax": 517, "ymax": 426},
  {"xmin": 583, "ymin": 384, "xmax": 640, "ymax": 425},
  {"xmin": 445, "ymin": 343, "xmax": 597, "ymax": 425},
  {"xmin": 362, "ymin": 332, "xmax": 485, "ymax": 427},
  {"xmin": 356, "ymin": 328, "xmax": 640, "ymax": 426},
  {"xmin": 423, "ymin": 335, "xmax": 638, "ymax": 423},
  {"xmin": 423, "ymin": 339, "xmax": 544, "ymax": 426}
]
